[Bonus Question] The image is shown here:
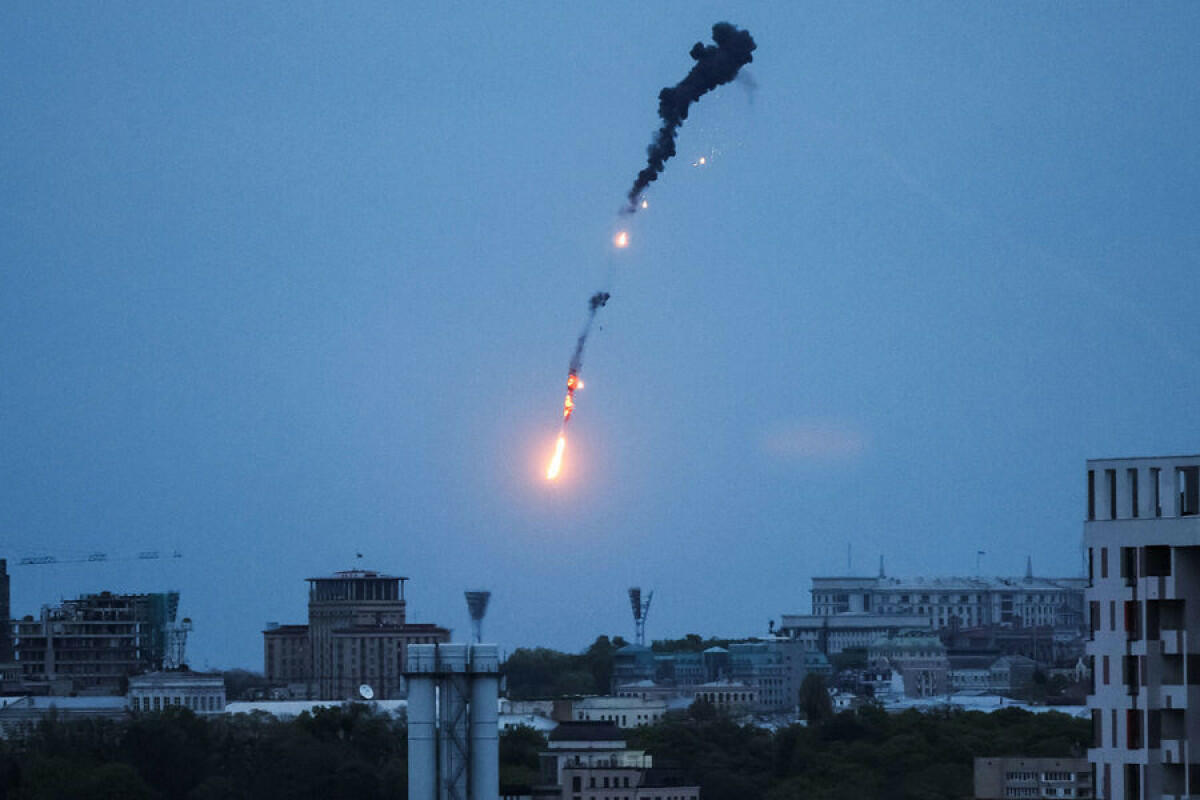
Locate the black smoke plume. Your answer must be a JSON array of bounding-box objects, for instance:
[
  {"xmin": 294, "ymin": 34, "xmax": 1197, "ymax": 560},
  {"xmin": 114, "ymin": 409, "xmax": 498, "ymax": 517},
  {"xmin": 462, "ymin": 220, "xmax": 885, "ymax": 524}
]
[
  {"xmin": 625, "ymin": 22, "xmax": 756, "ymax": 212},
  {"xmin": 569, "ymin": 291, "xmax": 610, "ymax": 375}
]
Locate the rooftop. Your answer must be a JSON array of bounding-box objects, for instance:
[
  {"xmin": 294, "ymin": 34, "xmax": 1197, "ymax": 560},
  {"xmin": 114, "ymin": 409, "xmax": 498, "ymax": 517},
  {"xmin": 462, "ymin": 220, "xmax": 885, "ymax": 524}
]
[{"xmin": 307, "ymin": 569, "xmax": 408, "ymax": 581}]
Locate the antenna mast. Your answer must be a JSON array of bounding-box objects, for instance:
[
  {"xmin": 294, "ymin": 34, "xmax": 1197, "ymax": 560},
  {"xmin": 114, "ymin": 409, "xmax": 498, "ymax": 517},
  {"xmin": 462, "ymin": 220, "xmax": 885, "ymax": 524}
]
[{"xmin": 628, "ymin": 587, "xmax": 653, "ymax": 646}]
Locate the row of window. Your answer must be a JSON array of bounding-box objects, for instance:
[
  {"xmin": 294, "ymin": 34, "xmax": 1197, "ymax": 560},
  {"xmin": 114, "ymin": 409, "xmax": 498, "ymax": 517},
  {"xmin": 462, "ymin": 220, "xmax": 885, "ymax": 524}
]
[
  {"xmin": 134, "ymin": 694, "xmax": 223, "ymax": 712},
  {"xmin": 1087, "ymin": 465, "xmax": 1199, "ymax": 519}
]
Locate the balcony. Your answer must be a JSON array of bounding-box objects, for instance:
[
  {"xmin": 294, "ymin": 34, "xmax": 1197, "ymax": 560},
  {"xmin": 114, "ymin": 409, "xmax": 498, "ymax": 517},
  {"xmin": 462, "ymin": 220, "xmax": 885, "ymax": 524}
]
[
  {"xmin": 1161, "ymin": 628, "xmax": 1185, "ymax": 655},
  {"xmin": 1161, "ymin": 738, "xmax": 1184, "ymax": 765}
]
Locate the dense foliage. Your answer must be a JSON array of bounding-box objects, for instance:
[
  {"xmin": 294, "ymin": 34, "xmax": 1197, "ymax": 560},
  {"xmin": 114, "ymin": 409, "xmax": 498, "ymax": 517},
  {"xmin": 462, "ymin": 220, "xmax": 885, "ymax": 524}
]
[
  {"xmin": 629, "ymin": 702, "xmax": 1089, "ymax": 800},
  {"xmin": 0, "ymin": 705, "xmax": 542, "ymax": 800},
  {"xmin": 0, "ymin": 691, "xmax": 1087, "ymax": 799},
  {"xmin": 503, "ymin": 635, "xmax": 627, "ymax": 698},
  {"xmin": 0, "ymin": 704, "xmax": 408, "ymax": 800}
]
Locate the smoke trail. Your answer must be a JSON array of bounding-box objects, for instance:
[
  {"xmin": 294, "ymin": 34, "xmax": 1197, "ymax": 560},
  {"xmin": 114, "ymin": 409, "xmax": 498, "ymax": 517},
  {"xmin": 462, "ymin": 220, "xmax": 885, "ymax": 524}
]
[
  {"xmin": 569, "ymin": 291, "xmax": 611, "ymax": 375},
  {"xmin": 625, "ymin": 22, "xmax": 757, "ymax": 212}
]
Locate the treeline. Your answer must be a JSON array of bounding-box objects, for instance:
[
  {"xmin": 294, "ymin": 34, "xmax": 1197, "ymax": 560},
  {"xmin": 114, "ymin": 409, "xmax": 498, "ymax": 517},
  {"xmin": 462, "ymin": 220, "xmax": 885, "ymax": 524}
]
[
  {"xmin": 0, "ymin": 704, "xmax": 546, "ymax": 800},
  {"xmin": 503, "ymin": 635, "xmax": 627, "ymax": 699},
  {"xmin": 502, "ymin": 633, "xmax": 768, "ymax": 699},
  {"xmin": 629, "ymin": 702, "xmax": 1089, "ymax": 800}
]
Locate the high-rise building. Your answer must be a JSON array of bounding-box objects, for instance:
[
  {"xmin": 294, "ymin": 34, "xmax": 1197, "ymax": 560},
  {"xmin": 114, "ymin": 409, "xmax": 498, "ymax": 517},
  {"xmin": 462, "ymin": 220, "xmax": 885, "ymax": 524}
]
[
  {"xmin": 13, "ymin": 590, "xmax": 184, "ymax": 694},
  {"xmin": 263, "ymin": 568, "xmax": 450, "ymax": 700},
  {"xmin": 1086, "ymin": 454, "xmax": 1200, "ymax": 800}
]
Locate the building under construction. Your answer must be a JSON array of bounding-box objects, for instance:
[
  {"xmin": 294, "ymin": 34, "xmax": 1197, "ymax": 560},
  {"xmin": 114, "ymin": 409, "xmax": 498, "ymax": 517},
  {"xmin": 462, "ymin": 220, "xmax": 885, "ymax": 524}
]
[{"xmin": 13, "ymin": 590, "xmax": 187, "ymax": 695}]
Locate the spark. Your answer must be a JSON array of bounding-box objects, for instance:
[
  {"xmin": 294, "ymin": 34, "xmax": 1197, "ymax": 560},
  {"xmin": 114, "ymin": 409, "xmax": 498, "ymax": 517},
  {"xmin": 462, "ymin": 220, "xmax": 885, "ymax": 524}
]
[
  {"xmin": 614, "ymin": 230, "xmax": 629, "ymax": 248},
  {"xmin": 546, "ymin": 435, "xmax": 566, "ymax": 480}
]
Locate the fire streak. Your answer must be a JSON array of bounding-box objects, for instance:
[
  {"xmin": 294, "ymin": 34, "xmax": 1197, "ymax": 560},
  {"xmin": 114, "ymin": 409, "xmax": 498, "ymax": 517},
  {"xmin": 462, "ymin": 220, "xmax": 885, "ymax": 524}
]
[
  {"xmin": 546, "ymin": 435, "xmax": 566, "ymax": 480},
  {"xmin": 614, "ymin": 231, "xmax": 629, "ymax": 248}
]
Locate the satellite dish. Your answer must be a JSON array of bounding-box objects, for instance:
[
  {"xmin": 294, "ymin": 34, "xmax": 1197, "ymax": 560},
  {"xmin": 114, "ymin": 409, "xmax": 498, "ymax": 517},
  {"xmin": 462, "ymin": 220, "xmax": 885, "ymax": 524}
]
[{"xmin": 359, "ymin": 684, "xmax": 374, "ymax": 700}]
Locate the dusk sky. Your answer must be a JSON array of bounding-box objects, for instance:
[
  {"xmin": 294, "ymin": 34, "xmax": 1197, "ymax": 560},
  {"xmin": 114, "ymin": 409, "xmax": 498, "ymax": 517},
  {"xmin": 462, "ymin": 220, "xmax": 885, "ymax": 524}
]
[{"xmin": 3, "ymin": 4, "xmax": 1199, "ymax": 670}]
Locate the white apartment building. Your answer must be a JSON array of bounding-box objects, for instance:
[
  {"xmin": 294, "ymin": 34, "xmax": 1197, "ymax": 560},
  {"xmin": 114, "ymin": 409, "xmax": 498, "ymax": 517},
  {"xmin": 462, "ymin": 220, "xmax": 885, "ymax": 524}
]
[{"xmin": 1085, "ymin": 454, "xmax": 1200, "ymax": 800}]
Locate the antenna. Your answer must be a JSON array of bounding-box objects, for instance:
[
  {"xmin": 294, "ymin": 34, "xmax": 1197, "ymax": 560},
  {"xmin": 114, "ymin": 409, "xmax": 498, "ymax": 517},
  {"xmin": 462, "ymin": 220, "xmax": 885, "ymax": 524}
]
[
  {"xmin": 628, "ymin": 587, "xmax": 653, "ymax": 646},
  {"xmin": 465, "ymin": 591, "xmax": 491, "ymax": 644}
]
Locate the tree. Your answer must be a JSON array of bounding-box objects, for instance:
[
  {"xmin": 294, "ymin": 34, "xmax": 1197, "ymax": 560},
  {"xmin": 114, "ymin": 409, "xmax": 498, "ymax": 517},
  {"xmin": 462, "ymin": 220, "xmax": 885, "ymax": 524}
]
[{"xmin": 799, "ymin": 673, "xmax": 833, "ymax": 725}]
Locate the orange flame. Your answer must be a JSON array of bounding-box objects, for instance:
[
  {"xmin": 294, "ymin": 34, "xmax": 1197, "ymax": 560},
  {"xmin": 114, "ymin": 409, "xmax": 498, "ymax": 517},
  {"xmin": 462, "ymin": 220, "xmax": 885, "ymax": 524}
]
[
  {"xmin": 614, "ymin": 231, "xmax": 629, "ymax": 248},
  {"xmin": 546, "ymin": 435, "xmax": 566, "ymax": 480}
]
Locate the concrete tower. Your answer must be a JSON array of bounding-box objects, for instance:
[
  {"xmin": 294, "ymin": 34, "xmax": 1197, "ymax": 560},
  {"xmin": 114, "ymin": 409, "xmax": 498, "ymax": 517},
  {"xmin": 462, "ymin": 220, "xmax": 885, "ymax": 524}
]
[{"xmin": 406, "ymin": 642, "xmax": 499, "ymax": 800}]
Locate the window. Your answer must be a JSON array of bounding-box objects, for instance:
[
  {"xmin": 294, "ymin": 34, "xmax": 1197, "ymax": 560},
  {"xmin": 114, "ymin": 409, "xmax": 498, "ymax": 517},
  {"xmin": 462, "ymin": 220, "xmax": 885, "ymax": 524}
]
[
  {"xmin": 1178, "ymin": 466, "xmax": 1199, "ymax": 516},
  {"xmin": 1088, "ymin": 470, "xmax": 1096, "ymax": 519},
  {"xmin": 1152, "ymin": 467, "xmax": 1162, "ymax": 516},
  {"xmin": 1106, "ymin": 469, "xmax": 1117, "ymax": 518},
  {"xmin": 1101, "ymin": 548, "xmax": 1108, "ymax": 578},
  {"xmin": 1129, "ymin": 468, "xmax": 1139, "ymax": 517}
]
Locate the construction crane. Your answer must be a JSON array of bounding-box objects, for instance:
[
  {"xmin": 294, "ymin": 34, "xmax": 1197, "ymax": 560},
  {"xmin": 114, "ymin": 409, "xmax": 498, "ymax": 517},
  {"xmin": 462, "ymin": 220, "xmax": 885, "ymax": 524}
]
[{"xmin": 15, "ymin": 550, "xmax": 183, "ymax": 566}]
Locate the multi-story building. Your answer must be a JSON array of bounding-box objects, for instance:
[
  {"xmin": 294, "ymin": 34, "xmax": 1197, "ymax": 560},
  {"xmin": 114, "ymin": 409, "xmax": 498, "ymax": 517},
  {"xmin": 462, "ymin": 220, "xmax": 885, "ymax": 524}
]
[
  {"xmin": 729, "ymin": 639, "xmax": 832, "ymax": 713},
  {"xmin": 777, "ymin": 612, "xmax": 932, "ymax": 655},
  {"xmin": 974, "ymin": 757, "xmax": 1093, "ymax": 799},
  {"xmin": 536, "ymin": 721, "xmax": 700, "ymax": 800},
  {"xmin": 1085, "ymin": 454, "xmax": 1200, "ymax": 800},
  {"xmin": 869, "ymin": 632, "xmax": 950, "ymax": 698},
  {"xmin": 810, "ymin": 571, "xmax": 1087, "ymax": 631},
  {"xmin": 263, "ymin": 568, "xmax": 449, "ymax": 700},
  {"xmin": 13, "ymin": 590, "xmax": 186, "ymax": 694}
]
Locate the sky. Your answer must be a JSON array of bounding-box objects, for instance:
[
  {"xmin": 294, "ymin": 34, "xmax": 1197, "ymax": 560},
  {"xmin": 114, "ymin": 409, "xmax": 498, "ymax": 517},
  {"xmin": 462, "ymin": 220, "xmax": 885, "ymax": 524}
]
[{"xmin": 2, "ymin": 4, "xmax": 1199, "ymax": 670}]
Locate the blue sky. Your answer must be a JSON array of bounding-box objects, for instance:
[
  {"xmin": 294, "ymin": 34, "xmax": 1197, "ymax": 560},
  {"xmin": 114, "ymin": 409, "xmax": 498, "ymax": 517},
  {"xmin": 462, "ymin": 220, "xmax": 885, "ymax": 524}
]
[{"xmin": 3, "ymin": 4, "xmax": 1198, "ymax": 669}]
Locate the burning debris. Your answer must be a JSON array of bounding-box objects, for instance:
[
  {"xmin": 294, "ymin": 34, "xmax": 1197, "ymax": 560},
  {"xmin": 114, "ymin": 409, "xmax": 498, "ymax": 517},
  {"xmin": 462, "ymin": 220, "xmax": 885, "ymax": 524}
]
[
  {"xmin": 547, "ymin": 292, "xmax": 610, "ymax": 480},
  {"xmin": 625, "ymin": 22, "xmax": 756, "ymax": 212}
]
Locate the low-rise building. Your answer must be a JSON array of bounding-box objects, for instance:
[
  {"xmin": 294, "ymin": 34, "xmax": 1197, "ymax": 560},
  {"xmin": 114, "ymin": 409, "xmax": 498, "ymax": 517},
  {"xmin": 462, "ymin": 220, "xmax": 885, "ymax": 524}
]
[
  {"xmin": 564, "ymin": 695, "xmax": 667, "ymax": 728},
  {"xmin": 973, "ymin": 756, "xmax": 1092, "ymax": 799},
  {"xmin": 537, "ymin": 721, "xmax": 699, "ymax": 800},
  {"xmin": 0, "ymin": 696, "xmax": 129, "ymax": 738},
  {"xmin": 128, "ymin": 670, "xmax": 225, "ymax": 715}
]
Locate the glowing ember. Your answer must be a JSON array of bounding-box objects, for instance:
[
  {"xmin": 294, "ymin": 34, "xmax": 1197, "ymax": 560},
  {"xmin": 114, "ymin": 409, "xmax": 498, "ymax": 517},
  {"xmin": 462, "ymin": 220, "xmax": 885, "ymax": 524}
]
[
  {"xmin": 614, "ymin": 231, "xmax": 629, "ymax": 248},
  {"xmin": 546, "ymin": 435, "xmax": 566, "ymax": 480}
]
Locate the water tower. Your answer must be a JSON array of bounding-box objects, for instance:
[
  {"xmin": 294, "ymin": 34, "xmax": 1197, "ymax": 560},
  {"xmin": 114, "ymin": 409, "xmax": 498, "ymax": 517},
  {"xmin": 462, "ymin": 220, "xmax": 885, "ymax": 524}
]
[{"xmin": 464, "ymin": 590, "xmax": 491, "ymax": 644}]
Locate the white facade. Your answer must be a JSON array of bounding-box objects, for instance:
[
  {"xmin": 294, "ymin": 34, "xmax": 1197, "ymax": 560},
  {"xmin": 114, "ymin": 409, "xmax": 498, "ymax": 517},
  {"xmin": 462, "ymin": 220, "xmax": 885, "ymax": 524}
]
[
  {"xmin": 810, "ymin": 574, "xmax": 1086, "ymax": 631},
  {"xmin": 128, "ymin": 671, "xmax": 225, "ymax": 715},
  {"xmin": 777, "ymin": 612, "xmax": 932, "ymax": 654},
  {"xmin": 1085, "ymin": 454, "xmax": 1200, "ymax": 800},
  {"xmin": 571, "ymin": 695, "xmax": 667, "ymax": 728}
]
